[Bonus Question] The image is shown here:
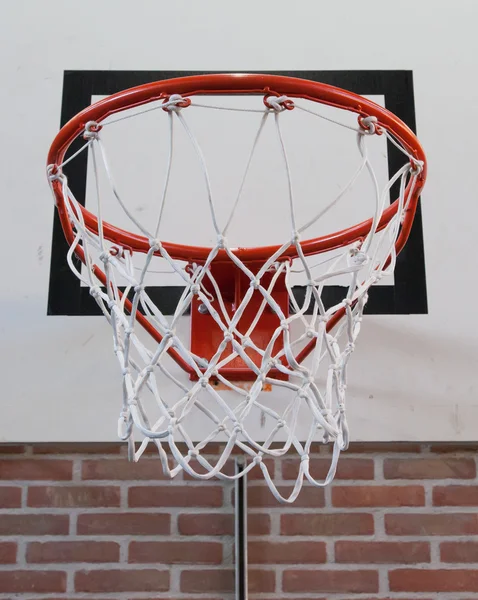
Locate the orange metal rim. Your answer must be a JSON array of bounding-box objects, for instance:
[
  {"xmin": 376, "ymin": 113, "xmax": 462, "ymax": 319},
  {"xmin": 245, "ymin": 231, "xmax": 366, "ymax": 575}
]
[{"xmin": 48, "ymin": 73, "xmax": 427, "ymax": 263}]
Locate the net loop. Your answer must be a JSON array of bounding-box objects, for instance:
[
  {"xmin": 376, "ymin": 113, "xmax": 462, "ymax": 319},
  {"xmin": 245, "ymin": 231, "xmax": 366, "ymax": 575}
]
[
  {"xmin": 358, "ymin": 115, "xmax": 380, "ymax": 135},
  {"xmin": 162, "ymin": 94, "xmax": 191, "ymax": 111},
  {"xmin": 83, "ymin": 121, "xmax": 102, "ymax": 139},
  {"xmin": 263, "ymin": 94, "xmax": 295, "ymax": 111}
]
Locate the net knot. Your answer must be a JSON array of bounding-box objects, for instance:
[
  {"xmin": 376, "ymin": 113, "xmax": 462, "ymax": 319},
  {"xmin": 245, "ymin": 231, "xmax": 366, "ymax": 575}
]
[
  {"xmin": 300, "ymin": 454, "xmax": 309, "ymax": 462},
  {"xmin": 359, "ymin": 115, "xmax": 378, "ymax": 134},
  {"xmin": 144, "ymin": 365, "xmax": 154, "ymax": 374},
  {"xmin": 121, "ymin": 367, "xmax": 130, "ymax": 376},
  {"xmin": 223, "ymin": 332, "xmax": 233, "ymax": 344},
  {"xmin": 280, "ymin": 320, "xmax": 289, "ymax": 331},
  {"xmin": 98, "ymin": 251, "xmax": 110, "ymax": 264},
  {"xmin": 217, "ymin": 424, "xmax": 226, "ymax": 432},
  {"xmin": 199, "ymin": 377, "xmax": 208, "ymax": 388},
  {"xmin": 350, "ymin": 249, "xmax": 369, "ymax": 266},
  {"xmin": 83, "ymin": 121, "xmax": 102, "ymax": 140},
  {"xmin": 217, "ymin": 234, "xmax": 226, "ymax": 250},
  {"xmin": 191, "ymin": 284, "xmax": 200, "ymax": 295},
  {"xmin": 149, "ymin": 238, "xmax": 162, "ymax": 251},
  {"xmin": 263, "ymin": 94, "xmax": 295, "ymax": 111},
  {"xmin": 188, "ymin": 449, "xmax": 198, "ymax": 458},
  {"xmin": 216, "ymin": 235, "xmax": 226, "ymax": 248},
  {"xmin": 306, "ymin": 328, "xmax": 317, "ymax": 339},
  {"xmin": 241, "ymin": 336, "xmax": 252, "ymax": 348},
  {"xmin": 338, "ymin": 402, "xmax": 346, "ymax": 413},
  {"xmin": 89, "ymin": 285, "xmax": 102, "ymax": 299},
  {"xmin": 168, "ymin": 418, "xmax": 178, "ymax": 434},
  {"xmin": 47, "ymin": 164, "xmax": 65, "ymax": 182},
  {"xmin": 233, "ymin": 423, "xmax": 243, "ymax": 434},
  {"xmin": 162, "ymin": 94, "xmax": 191, "ymax": 111},
  {"xmin": 124, "ymin": 327, "xmax": 134, "ymax": 336},
  {"xmin": 291, "ymin": 231, "xmax": 301, "ymax": 245},
  {"xmin": 410, "ymin": 159, "xmax": 424, "ymax": 175},
  {"xmin": 250, "ymin": 278, "xmax": 260, "ymax": 290},
  {"xmin": 277, "ymin": 419, "xmax": 285, "ymax": 429},
  {"xmin": 346, "ymin": 342, "xmax": 355, "ymax": 353},
  {"xmin": 253, "ymin": 455, "xmax": 262, "ymax": 464},
  {"xmin": 134, "ymin": 284, "xmax": 144, "ymax": 293}
]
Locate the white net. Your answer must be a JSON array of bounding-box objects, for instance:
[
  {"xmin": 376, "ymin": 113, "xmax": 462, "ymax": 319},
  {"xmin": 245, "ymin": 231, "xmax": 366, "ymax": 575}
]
[{"xmin": 47, "ymin": 91, "xmax": 422, "ymax": 502}]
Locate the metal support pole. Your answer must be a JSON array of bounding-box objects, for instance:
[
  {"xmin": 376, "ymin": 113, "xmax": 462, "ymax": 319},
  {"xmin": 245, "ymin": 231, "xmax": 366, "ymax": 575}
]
[{"xmin": 235, "ymin": 456, "xmax": 248, "ymax": 600}]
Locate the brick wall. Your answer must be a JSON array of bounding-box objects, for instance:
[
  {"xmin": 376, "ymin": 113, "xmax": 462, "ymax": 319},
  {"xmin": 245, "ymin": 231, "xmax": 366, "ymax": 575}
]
[{"xmin": 0, "ymin": 442, "xmax": 477, "ymax": 598}]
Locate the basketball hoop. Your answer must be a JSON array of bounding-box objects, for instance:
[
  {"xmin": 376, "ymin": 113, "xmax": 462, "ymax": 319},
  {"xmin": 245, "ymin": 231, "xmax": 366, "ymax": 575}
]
[{"xmin": 47, "ymin": 74, "xmax": 426, "ymax": 502}]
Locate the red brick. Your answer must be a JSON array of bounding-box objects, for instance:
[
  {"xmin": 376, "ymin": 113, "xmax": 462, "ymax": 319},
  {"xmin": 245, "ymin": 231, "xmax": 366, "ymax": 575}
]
[
  {"xmin": 249, "ymin": 541, "xmax": 326, "ymax": 564},
  {"xmin": 75, "ymin": 569, "xmax": 169, "ymax": 592},
  {"xmin": 129, "ymin": 485, "xmax": 222, "ymax": 507},
  {"xmin": 283, "ymin": 569, "xmax": 378, "ymax": 593},
  {"xmin": 441, "ymin": 542, "xmax": 478, "ymax": 563},
  {"xmin": 0, "ymin": 445, "xmax": 25, "ymax": 454},
  {"xmin": 33, "ymin": 443, "xmax": 122, "ymax": 454},
  {"xmin": 282, "ymin": 457, "xmax": 374, "ymax": 480},
  {"xmin": 0, "ymin": 514, "xmax": 68, "ymax": 536},
  {"xmin": 0, "ymin": 542, "xmax": 16, "ymax": 564},
  {"xmin": 27, "ymin": 541, "xmax": 120, "ymax": 563},
  {"xmin": 281, "ymin": 513, "xmax": 374, "ymax": 536},
  {"xmin": 0, "ymin": 486, "xmax": 21, "ymax": 508},
  {"xmin": 77, "ymin": 513, "xmax": 170, "ymax": 536},
  {"xmin": 332, "ymin": 485, "xmax": 424, "ymax": 507},
  {"xmin": 434, "ymin": 485, "xmax": 478, "ymax": 506},
  {"xmin": 129, "ymin": 541, "xmax": 222, "ymax": 564},
  {"xmin": 386, "ymin": 513, "xmax": 478, "ymax": 535},
  {"xmin": 335, "ymin": 541, "xmax": 430, "ymax": 564},
  {"xmin": 178, "ymin": 513, "xmax": 270, "ymax": 536},
  {"xmin": 82, "ymin": 459, "xmax": 167, "ymax": 480},
  {"xmin": 384, "ymin": 457, "xmax": 476, "ymax": 479},
  {"xmin": 0, "ymin": 459, "xmax": 72, "ymax": 480},
  {"xmin": 390, "ymin": 568, "xmax": 478, "ymax": 592},
  {"xmin": 28, "ymin": 485, "xmax": 120, "ymax": 507},
  {"xmin": 248, "ymin": 459, "xmax": 275, "ymax": 480},
  {"xmin": 346, "ymin": 442, "xmax": 422, "ymax": 453},
  {"xmin": 180, "ymin": 569, "xmax": 274, "ymax": 593},
  {"xmin": 0, "ymin": 570, "xmax": 66, "ymax": 593},
  {"xmin": 246, "ymin": 484, "xmax": 324, "ymax": 508}
]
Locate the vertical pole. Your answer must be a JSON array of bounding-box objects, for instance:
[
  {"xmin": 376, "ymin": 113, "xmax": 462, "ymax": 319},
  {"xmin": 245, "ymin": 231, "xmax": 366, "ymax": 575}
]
[{"xmin": 235, "ymin": 456, "xmax": 248, "ymax": 600}]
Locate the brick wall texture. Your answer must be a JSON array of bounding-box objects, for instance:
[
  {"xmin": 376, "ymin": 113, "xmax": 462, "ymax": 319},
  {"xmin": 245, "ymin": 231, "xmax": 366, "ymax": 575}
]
[{"xmin": 0, "ymin": 442, "xmax": 477, "ymax": 598}]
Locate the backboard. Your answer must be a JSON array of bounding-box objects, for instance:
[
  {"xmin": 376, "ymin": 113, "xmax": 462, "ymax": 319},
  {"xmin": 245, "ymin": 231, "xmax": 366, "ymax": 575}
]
[{"xmin": 2, "ymin": 0, "xmax": 477, "ymax": 443}]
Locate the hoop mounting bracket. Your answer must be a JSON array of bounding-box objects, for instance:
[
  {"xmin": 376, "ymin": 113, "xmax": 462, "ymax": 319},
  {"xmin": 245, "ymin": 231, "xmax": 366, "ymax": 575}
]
[{"xmin": 190, "ymin": 260, "xmax": 289, "ymax": 382}]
